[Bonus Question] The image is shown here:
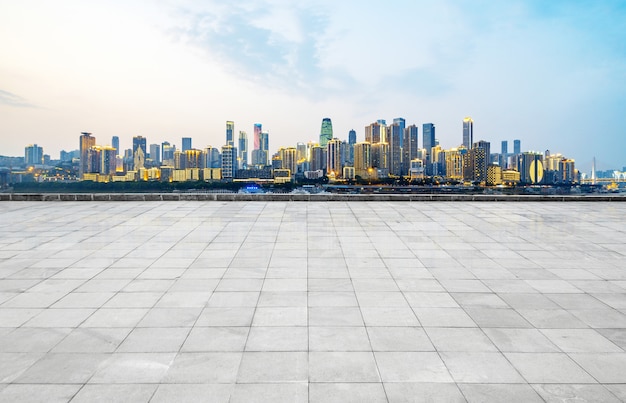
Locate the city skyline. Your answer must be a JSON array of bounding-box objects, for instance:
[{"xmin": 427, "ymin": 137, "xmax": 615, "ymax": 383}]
[{"xmin": 1, "ymin": 1, "xmax": 625, "ymax": 172}]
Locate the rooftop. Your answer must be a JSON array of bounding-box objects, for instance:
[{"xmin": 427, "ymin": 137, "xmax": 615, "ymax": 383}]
[{"xmin": 1, "ymin": 201, "xmax": 625, "ymax": 402}]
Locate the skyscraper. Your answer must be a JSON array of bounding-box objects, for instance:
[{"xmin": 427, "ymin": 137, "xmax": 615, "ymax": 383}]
[
  {"xmin": 354, "ymin": 142, "xmax": 372, "ymax": 178},
  {"xmin": 149, "ymin": 144, "xmax": 161, "ymax": 165},
  {"xmin": 393, "ymin": 118, "xmax": 405, "ymax": 147},
  {"xmin": 221, "ymin": 144, "xmax": 237, "ymax": 179},
  {"xmin": 182, "ymin": 137, "xmax": 192, "ymax": 152},
  {"xmin": 348, "ymin": 129, "xmax": 356, "ymax": 165},
  {"xmin": 253, "ymin": 123, "xmax": 262, "ymax": 150},
  {"xmin": 162, "ymin": 142, "xmax": 175, "ymax": 166},
  {"xmin": 320, "ymin": 118, "xmax": 333, "ymax": 147},
  {"xmin": 327, "ymin": 138, "xmax": 343, "ymax": 178},
  {"xmin": 403, "ymin": 125, "xmax": 418, "ymax": 175},
  {"xmin": 112, "ymin": 136, "xmax": 119, "ymax": 156},
  {"xmin": 132, "ymin": 136, "xmax": 147, "ymax": 171},
  {"xmin": 463, "ymin": 117, "xmax": 473, "ymax": 149},
  {"xmin": 79, "ymin": 132, "xmax": 95, "ymax": 178},
  {"xmin": 226, "ymin": 121, "xmax": 235, "ymax": 146},
  {"xmin": 238, "ymin": 131, "xmax": 248, "ymax": 169},
  {"xmin": 501, "ymin": 140, "xmax": 508, "ymax": 155},
  {"xmin": 514, "ymin": 139, "xmax": 521, "ymax": 154},
  {"xmin": 389, "ymin": 123, "xmax": 403, "ymax": 176},
  {"xmin": 423, "ymin": 123, "xmax": 435, "ymax": 161},
  {"xmin": 365, "ymin": 122, "xmax": 382, "ymax": 144}
]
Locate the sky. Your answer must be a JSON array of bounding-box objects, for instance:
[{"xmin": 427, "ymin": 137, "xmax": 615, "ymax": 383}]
[{"xmin": 1, "ymin": 0, "xmax": 625, "ymax": 173}]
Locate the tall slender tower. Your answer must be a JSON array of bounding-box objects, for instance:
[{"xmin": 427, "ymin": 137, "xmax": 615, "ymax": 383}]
[
  {"xmin": 112, "ymin": 136, "xmax": 119, "ymax": 156},
  {"xmin": 463, "ymin": 117, "xmax": 473, "ymax": 149},
  {"xmin": 423, "ymin": 123, "xmax": 435, "ymax": 161},
  {"xmin": 79, "ymin": 132, "xmax": 95, "ymax": 178},
  {"xmin": 238, "ymin": 131, "xmax": 248, "ymax": 169},
  {"xmin": 226, "ymin": 121, "xmax": 235, "ymax": 146},
  {"xmin": 393, "ymin": 118, "xmax": 405, "ymax": 147},
  {"xmin": 320, "ymin": 118, "xmax": 333, "ymax": 147}
]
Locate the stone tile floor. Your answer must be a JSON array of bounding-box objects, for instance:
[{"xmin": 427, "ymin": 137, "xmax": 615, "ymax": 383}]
[{"xmin": 0, "ymin": 201, "xmax": 625, "ymax": 402}]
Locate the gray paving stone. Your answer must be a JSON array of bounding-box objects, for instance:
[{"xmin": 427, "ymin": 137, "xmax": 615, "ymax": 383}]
[{"xmin": 1, "ymin": 201, "xmax": 626, "ymax": 401}]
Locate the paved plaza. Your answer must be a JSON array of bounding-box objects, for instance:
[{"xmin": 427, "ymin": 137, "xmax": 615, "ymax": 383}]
[{"xmin": 1, "ymin": 201, "xmax": 626, "ymax": 402}]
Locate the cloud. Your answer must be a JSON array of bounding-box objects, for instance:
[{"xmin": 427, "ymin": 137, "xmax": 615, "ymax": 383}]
[
  {"xmin": 171, "ymin": 1, "xmax": 333, "ymax": 96},
  {"xmin": 0, "ymin": 89, "xmax": 37, "ymax": 108}
]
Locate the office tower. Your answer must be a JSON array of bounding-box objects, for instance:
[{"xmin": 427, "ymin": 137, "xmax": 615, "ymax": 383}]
[
  {"xmin": 514, "ymin": 139, "xmax": 521, "ymax": 154},
  {"xmin": 403, "ymin": 125, "xmax": 418, "ymax": 176},
  {"xmin": 100, "ymin": 146, "xmax": 117, "ymax": 175},
  {"xmin": 501, "ymin": 140, "xmax": 508, "ymax": 155},
  {"xmin": 423, "ymin": 123, "xmax": 435, "ymax": 162},
  {"xmin": 185, "ymin": 149, "xmax": 202, "ymax": 169},
  {"xmin": 320, "ymin": 118, "xmax": 333, "ymax": 147},
  {"xmin": 347, "ymin": 129, "xmax": 357, "ymax": 166},
  {"xmin": 365, "ymin": 122, "xmax": 382, "ymax": 143},
  {"xmin": 238, "ymin": 131, "xmax": 248, "ymax": 169},
  {"xmin": 132, "ymin": 136, "xmax": 147, "ymax": 170},
  {"xmin": 463, "ymin": 117, "xmax": 473, "ymax": 149},
  {"xmin": 378, "ymin": 120, "xmax": 388, "ymax": 143},
  {"xmin": 24, "ymin": 144, "xmax": 43, "ymax": 166},
  {"xmin": 520, "ymin": 152, "xmax": 544, "ymax": 184},
  {"xmin": 471, "ymin": 141, "xmax": 490, "ymax": 183},
  {"xmin": 389, "ymin": 123, "xmax": 403, "ymax": 176},
  {"xmin": 221, "ymin": 144, "xmax": 237, "ymax": 179},
  {"xmin": 393, "ymin": 118, "xmax": 405, "ymax": 147},
  {"xmin": 327, "ymin": 138, "xmax": 343, "ymax": 178},
  {"xmin": 182, "ymin": 137, "xmax": 192, "ymax": 152},
  {"xmin": 162, "ymin": 142, "xmax": 175, "ymax": 166},
  {"xmin": 444, "ymin": 148, "xmax": 464, "ymax": 180},
  {"xmin": 253, "ymin": 123, "xmax": 262, "ymax": 150},
  {"xmin": 203, "ymin": 146, "xmax": 221, "ymax": 169},
  {"xmin": 371, "ymin": 142, "xmax": 389, "ymax": 172},
  {"xmin": 354, "ymin": 142, "xmax": 372, "ymax": 177},
  {"xmin": 79, "ymin": 132, "xmax": 96, "ymax": 178},
  {"xmin": 112, "ymin": 136, "xmax": 119, "ymax": 156},
  {"xmin": 280, "ymin": 147, "xmax": 297, "ymax": 175},
  {"xmin": 252, "ymin": 130, "xmax": 269, "ymax": 168},
  {"xmin": 310, "ymin": 145, "xmax": 326, "ymax": 172},
  {"xmin": 149, "ymin": 144, "xmax": 161, "ymax": 165},
  {"xmin": 226, "ymin": 121, "xmax": 234, "ymax": 146}
]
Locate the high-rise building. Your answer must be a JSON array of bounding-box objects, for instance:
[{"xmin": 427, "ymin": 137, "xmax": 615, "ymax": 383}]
[
  {"xmin": 132, "ymin": 136, "xmax": 147, "ymax": 171},
  {"xmin": 251, "ymin": 130, "xmax": 269, "ymax": 168},
  {"xmin": 353, "ymin": 142, "xmax": 372, "ymax": 178},
  {"xmin": 280, "ymin": 147, "xmax": 297, "ymax": 176},
  {"xmin": 226, "ymin": 121, "xmax": 234, "ymax": 146},
  {"xmin": 112, "ymin": 136, "xmax": 119, "ymax": 156},
  {"xmin": 520, "ymin": 152, "xmax": 544, "ymax": 184},
  {"xmin": 365, "ymin": 122, "xmax": 382, "ymax": 144},
  {"xmin": 320, "ymin": 118, "xmax": 333, "ymax": 147},
  {"xmin": 402, "ymin": 125, "xmax": 419, "ymax": 176},
  {"xmin": 310, "ymin": 145, "xmax": 326, "ymax": 172},
  {"xmin": 100, "ymin": 146, "xmax": 117, "ymax": 175},
  {"xmin": 149, "ymin": 144, "xmax": 161, "ymax": 165},
  {"xmin": 463, "ymin": 117, "xmax": 473, "ymax": 149},
  {"xmin": 182, "ymin": 137, "xmax": 192, "ymax": 152},
  {"xmin": 253, "ymin": 123, "xmax": 262, "ymax": 150},
  {"xmin": 514, "ymin": 139, "xmax": 521, "ymax": 154},
  {"xmin": 24, "ymin": 144, "xmax": 43, "ymax": 166},
  {"xmin": 423, "ymin": 123, "xmax": 435, "ymax": 162},
  {"xmin": 238, "ymin": 131, "xmax": 248, "ymax": 169},
  {"xmin": 79, "ymin": 132, "xmax": 96, "ymax": 178},
  {"xmin": 162, "ymin": 142, "xmax": 175, "ymax": 166},
  {"xmin": 221, "ymin": 144, "xmax": 237, "ymax": 179},
  {"xmin": 501, "ymin": 140, "xmax": 508, "ymax": 155},
  {"xmin": 347, "ymin": 129, "xmax": 357, "ymax": 166},
  {"xmin": 327, "ymin": 138, "xmax": 343, "ymax": 178},
  {"xmin": 389, "ymin": 123, "xmax": 403, "ymax": 176},
  {"xmin": 371, "ymin": 142, "xmax": 389, "ymax": 174},
  {"xmin": 393, "ymin": 118, "xmax": 405, "ymax": 147},
  {"xmin": 470, "ymin": 141, "xmax": 490, "ymax": 183}
]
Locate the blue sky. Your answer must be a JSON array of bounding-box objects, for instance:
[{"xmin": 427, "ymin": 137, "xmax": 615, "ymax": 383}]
[{"xmin": 1, "ymin": 0, "xmax": 625, "ymax": 172}]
